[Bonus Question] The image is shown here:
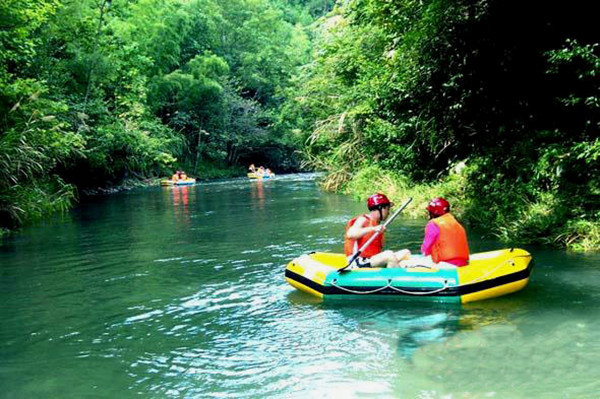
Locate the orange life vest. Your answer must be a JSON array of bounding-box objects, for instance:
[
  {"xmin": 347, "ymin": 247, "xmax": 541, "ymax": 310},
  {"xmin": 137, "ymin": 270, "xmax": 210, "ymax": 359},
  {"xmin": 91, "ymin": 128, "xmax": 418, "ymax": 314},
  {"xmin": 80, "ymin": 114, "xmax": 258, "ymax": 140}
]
[
  {"xmin": 430, "ymin": 213, "xmax": 470, "ymax": 265},
  {"xmin": 344, "ymin": 214, "xmax": 384, "ymax": 258}
]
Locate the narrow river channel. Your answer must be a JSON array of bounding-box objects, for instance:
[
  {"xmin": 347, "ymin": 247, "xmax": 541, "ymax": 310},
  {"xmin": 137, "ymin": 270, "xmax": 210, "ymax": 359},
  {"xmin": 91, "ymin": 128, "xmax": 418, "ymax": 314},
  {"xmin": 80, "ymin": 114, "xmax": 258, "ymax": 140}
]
[{"xmin": 1, "ymin": 174, "xmax": 599, "ymax": 398}]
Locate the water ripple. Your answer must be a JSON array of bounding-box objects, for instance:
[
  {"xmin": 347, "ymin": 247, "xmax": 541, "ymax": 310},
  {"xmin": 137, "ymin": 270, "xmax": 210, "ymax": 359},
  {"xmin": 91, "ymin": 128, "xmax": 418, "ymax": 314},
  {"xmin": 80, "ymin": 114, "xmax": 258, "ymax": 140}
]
[{"xmin": 3, "ymin": 173, "xmax": 600, "ymax": 398}]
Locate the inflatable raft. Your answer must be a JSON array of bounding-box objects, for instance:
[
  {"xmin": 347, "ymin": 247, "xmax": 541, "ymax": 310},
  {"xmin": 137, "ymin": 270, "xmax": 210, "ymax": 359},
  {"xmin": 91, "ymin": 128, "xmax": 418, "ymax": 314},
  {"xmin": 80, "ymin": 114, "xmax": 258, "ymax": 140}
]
[
  {"xmin": 160, "ymin": 178, "xmax": 196, "ymax": 186},
  {"xmin": 285, "ymin": 248, "xmax": 533, "ymax": 303},
  {"xmin": 248, "ymin": 172, "xmax": 274, "ymax": 179}
]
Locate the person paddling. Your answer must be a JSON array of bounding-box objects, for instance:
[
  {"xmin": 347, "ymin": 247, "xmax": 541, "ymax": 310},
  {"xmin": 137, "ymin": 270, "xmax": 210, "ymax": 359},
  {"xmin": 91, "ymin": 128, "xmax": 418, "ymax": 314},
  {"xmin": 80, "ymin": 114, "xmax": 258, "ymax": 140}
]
[{"xmin": 344, "ymin": 193, "xmax": 410, "ymax": 268}]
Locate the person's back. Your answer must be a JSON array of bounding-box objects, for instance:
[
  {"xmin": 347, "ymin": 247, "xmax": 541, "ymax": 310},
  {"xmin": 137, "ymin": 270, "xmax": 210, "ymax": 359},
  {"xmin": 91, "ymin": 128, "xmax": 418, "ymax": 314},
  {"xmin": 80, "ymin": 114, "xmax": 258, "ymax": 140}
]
[
  {"xmin": 429, "ymin": 213, "xmax": 469, "ymax": 266},
  {"xmin": 422, "ymin": 198, "xmax": 469, "ymax": 266}
]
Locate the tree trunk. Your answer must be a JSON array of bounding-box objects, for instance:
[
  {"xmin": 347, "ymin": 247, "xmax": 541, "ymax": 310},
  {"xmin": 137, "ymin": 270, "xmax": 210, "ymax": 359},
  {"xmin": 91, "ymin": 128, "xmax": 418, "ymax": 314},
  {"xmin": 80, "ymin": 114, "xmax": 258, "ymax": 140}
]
[
  {"xmin": 193, "ymin": 131, "xmax": 202, "ymax": 175},
  {"xmin": 83, "ymin": 0, "xmax": 110, "ymax": 111}
]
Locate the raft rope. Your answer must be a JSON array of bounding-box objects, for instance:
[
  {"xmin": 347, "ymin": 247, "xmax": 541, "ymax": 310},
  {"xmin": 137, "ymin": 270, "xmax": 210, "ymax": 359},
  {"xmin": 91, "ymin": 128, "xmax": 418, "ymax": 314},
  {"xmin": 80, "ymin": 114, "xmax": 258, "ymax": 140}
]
[
  {"xmin": 467, "ymin": 254, "xmax": 532, "ymax": 284},
  {"xmin": 330, "ymin": 254, "xmax": 532, "ymax": 296},
  {"xmin": 331, "ymin": 278, "xmax": 449, "ymax": 296},
  {"xmin": 395, "ymin": 254, "xmax": 532, "ymax": 284}
]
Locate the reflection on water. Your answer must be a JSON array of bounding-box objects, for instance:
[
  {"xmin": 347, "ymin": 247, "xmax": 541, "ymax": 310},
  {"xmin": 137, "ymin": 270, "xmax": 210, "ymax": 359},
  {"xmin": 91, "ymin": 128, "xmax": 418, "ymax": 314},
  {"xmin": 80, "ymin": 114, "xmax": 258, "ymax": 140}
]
[
  {"xmin": 167, "ymin": 185, "xmax": 192, "ymax": 225},
  {"xmin": 1, "ymin": 174, "xmax": 599, "ymax": 398},
  {"xmin": 250, "ymin": 179, "xmax": 265, "ymax": 209},
  {"xmin": 288, "ymin": 291, "xmax": 462, "ymax": 360}
]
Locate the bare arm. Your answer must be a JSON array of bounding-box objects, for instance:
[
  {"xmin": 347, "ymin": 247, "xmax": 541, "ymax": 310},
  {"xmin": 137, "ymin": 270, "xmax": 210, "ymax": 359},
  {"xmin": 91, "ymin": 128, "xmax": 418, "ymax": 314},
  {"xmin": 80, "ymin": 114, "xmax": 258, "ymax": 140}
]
[{"xmin": 346, "ymin": 216, "xmax": 385, "ymax": 239}]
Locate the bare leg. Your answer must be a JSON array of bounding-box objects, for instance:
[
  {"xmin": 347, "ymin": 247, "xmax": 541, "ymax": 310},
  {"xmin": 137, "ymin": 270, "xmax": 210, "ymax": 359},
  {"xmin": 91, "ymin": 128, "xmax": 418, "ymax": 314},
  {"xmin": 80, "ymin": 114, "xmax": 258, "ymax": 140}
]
[
  {"xmin": 398, "ymin": 255, "xmax": 457, "ymax": 269},
  {"xmin": 370, "ymin": 249, "xmax": 411, "ymax": 268},
  {"xmin": 398, "ymin": 255, "xmax": 432, "ymax": 268},
  {"xmin": 369, "ymin": 250, "xmax": 398, "ymax": 267},
  {"xmin": 394, "ymin": 249, "xmax": 411, "ymax": 262}
]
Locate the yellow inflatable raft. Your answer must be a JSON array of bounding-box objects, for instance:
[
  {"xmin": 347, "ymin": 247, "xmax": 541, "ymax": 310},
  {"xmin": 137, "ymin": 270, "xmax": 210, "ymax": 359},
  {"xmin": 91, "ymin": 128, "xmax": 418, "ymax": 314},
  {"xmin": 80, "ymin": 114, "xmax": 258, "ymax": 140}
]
[
  {"xmin": 247, "ymin": 172, "xmax": 275, "ymax": 179},
  {"xmin": 285, "ymin": 248, "xmax": 533, "ymax": 303},
  {"xmin": 160, "ymin": 178, "xmax": 196, "ymax": 186}
]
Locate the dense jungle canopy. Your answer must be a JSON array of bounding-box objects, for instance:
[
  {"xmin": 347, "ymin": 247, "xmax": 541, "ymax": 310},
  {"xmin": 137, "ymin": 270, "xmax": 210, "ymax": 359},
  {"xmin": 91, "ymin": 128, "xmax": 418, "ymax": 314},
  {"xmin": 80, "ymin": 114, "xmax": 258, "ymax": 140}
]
[{"xmin": 1, "ymin": 0, "xmax": 598, "ymax": 248}]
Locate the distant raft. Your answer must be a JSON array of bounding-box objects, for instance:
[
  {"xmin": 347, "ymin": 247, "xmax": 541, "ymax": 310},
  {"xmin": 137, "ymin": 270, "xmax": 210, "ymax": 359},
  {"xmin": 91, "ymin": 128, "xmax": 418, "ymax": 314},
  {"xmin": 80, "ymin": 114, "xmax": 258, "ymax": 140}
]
[
  {"xmin": 160, "ymin": 178, "xmax": 196, "ymax": 186},
  {"xmin": 285, "ymin": 248, "xmax": 533, "ymax": 303},
  {"xmin": 247, "ymin": 172, "xmax": 275, "ymax": 179}
]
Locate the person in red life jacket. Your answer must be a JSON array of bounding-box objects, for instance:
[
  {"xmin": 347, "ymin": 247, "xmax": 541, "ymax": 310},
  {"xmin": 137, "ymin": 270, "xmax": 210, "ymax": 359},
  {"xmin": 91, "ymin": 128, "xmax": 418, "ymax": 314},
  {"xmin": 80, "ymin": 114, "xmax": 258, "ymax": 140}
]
[
  {"xmin": 402, "ymin": 197, "xmax": 470, "ymax": 268},
  {"xmin": 344, "ymin": 193, "xmax": 411, "ymax": 268}
]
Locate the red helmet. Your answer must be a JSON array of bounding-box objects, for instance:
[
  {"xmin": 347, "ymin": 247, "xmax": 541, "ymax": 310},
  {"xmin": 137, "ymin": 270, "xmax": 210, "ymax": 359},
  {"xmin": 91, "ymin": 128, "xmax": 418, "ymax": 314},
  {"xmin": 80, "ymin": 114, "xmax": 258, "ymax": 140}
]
[
  {"xmin": 367, "ymin": 193, "xmax": 393, "ymax": 210},
  {"xmin": 426, "ymin": 197, "xmax": 450, "ymax": 217}
]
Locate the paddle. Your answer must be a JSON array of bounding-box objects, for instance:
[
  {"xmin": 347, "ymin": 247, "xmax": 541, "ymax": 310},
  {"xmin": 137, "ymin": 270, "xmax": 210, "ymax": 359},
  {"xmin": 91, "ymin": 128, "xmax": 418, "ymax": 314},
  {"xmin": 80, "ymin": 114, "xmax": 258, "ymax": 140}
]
[{"xmin": 339, "ymin": 197, "xmax": 413, "ymax": 273}]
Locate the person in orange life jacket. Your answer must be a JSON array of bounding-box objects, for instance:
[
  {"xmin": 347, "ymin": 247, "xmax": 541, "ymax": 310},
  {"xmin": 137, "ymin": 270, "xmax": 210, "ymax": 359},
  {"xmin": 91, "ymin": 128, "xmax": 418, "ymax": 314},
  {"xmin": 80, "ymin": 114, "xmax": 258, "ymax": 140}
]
[
  {"xmin": 401, "ymin": 197, "xmax": 469, "ymax": 268},
  {"xmin": 344, "ymin": 193, "xmax": 411, "ymax": 268}
]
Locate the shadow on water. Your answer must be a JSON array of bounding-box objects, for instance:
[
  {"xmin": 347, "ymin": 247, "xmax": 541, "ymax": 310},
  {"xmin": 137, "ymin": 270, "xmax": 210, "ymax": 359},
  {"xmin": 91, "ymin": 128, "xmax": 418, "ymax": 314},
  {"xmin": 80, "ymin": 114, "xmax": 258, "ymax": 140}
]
[{"xmin": 287, "ymin": 290, "xmax": 464, "ymax": 361}]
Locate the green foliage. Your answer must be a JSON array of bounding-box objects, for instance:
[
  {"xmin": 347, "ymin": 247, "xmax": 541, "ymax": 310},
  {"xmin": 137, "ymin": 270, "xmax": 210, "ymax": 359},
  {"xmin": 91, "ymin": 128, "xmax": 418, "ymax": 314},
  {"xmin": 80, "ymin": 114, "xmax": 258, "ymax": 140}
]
[
  {"xmin": 0, "ymin": 1, "xmax": 77, "ymax": 227},
  {"xmin": 290, "ymin": 0, "xmax": 600, "ymax": 249},
  {"xmin": 0, "ymin": 0, "xmax": 315, "ymax": 230},
  {"xmin": 83, "ymin": 117, "xmax": 179, "ymax": 178},
  {"xmin": 5, "ymin": 0, "xmax": 595, "ymax": 251},
  {"xmin": 345, "ymin": 164, "xmax": 469, "ymax": 219},
  {"xmin": 0, "ymin": 81, "xmax": 82, "ymax": 226},
  {"xmin": 558, "ymin": 220, "xmax": 600, "ymax": 252},
  {"xmin": 193, "ymin": 160, "xmax": 244, "ymax": 179}
]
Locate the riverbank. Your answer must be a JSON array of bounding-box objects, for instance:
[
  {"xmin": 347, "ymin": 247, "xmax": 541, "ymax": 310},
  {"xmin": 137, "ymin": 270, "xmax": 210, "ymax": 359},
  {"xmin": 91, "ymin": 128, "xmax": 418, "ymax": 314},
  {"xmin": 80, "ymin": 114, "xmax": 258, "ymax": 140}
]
[
  {"xmin": 0, "ymin": 163, "xmax": 249, "ymax": 238},
  {"xmin": 81, "ymin": 164, "xmax": 245, "ymax": 197},
  {"xmin": 333, "ymin": 165, "xmax": 600, "ymax": 251}
]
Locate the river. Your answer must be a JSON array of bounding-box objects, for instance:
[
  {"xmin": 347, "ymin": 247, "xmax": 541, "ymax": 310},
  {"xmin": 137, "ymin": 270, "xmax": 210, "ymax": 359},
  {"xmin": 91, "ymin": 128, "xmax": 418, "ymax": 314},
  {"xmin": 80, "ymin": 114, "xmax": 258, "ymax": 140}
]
[{"xmin": 1, "ymin": 174, "xmax": 599, "ymax": 398}]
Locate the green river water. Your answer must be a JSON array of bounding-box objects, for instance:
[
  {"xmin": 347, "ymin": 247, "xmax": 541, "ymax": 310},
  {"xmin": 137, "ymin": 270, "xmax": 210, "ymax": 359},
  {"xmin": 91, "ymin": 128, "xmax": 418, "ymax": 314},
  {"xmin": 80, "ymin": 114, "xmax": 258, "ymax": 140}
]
[{"xmin": 1, "ymin": 174, "xmax": 599, "ymax": 398}]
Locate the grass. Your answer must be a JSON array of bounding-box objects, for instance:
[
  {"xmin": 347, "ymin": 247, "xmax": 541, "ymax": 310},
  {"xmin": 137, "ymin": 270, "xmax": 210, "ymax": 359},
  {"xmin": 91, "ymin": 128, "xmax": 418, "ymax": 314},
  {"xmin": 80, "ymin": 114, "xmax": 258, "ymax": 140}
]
[
  {"xmin": 337, "ymin": 164, "xmax": 600, "ymax": 251},
  {"xmin": 342, "ymin": 164, "xmax": 469, "ymax": 219}
]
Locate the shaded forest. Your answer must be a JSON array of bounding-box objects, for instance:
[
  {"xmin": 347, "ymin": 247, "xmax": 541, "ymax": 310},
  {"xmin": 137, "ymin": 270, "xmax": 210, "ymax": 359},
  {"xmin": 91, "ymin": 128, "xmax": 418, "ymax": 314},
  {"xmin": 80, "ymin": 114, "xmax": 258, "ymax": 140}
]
[{"xmin": 286, "ymin": 0, "xmax": 599, "ymax": 249}]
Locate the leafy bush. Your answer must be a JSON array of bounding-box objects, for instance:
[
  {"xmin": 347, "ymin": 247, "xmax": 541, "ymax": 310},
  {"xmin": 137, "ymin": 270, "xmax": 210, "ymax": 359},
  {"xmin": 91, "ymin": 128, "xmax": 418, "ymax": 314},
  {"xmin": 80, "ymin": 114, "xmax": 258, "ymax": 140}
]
[{"xmin": 344, "ymin": 163, "xmax": 469, "ymax": 219}]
